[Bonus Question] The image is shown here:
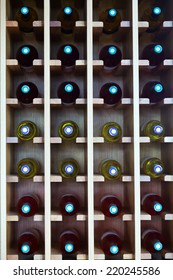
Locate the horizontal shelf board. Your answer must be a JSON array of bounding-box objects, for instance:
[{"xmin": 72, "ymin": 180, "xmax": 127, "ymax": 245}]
[
  {"xmin": 139, "ymin": 59, "xmax": 173, "ymax": 67},
  {"xmin": 93, "ymin": 175, "xmax": 133, "ymax": 182},
  {"xmin": 93, "ymin": 21, "xmax": 131, "ymax": 28},
  {"xmin": 50, "ymin": 211, "xmax": 86, "ymax": 221},
  {"xmin": 50, "ymin": 21, "xmax": 86, "ymax": 28},
  {"xmin": 139, "ymin": 21, "xmax": 173, "ymax": 28},
  {"xmin": 6, "ymin": 20, "xmax": 44, "ymax": 28},
  {"xmin": 165, "ymin": 253, "xmax": 173, "ymax": 259},
  {"xmin": 50, "ymin": 60, "xmax": 86, "ymax": 68},
  {"xmin": 140, "ymin": 175, "xmax": 173, "ymax": 182},
  {"xmin": 51, "ymin": 253, "xmax": 87, "ymax": 260},
  {"xmin": 140, "ymin": 136, "xmax": 173, "ymax": 143},
  {"xmin": 93, "ymin": 98, "xmax": 132, "ymax": 106},
  {"xmin": 141, "ymin": 250, "xmax": 151, "ymax": 260},
  {"xmin": 6, "ymin": 137, "xmax": 44, "ymax": 143},
  {"xmin": 50, "ymin": 98, "xmax": 87, "ymax": 105},
  {"xmin": 94, "ymin": 211, "xmax": 133, "ymax": 221},
  {"xmin": 140, "ymin": 212, "xmax": 151, "ymax": 221},
  {"xmin": 93, "ymin": 137, "xmax": 132, "ymax": 143},
  {"xmin": 94, "ymin": 249, "xmax": 134, "ymax": 260},
  {"xmin": 164, "ymin": 213, "xmax": 173, "ymax": 220},
  {"xmin": 50, "ymin": 175, "xmax": 87, "ymax": 183},
  {"xmin": 7, "ymin": 175, "xmax": 44, "ymax": 183},
  {"xmin": 93, "ymin": 60, "xmax": 132, "ymax": 68},
  {"xmin": 34, "ymin": 255, "xmax": 44, "ymax": 260},
  {"xmin": 7, "ymin": 213, "xmax": 44, "ymax": 221},
  {"xmin": 6, "ymin": 98, "xmax": 44, "ymax": 106},
  {"xmin": 6, "ymin": 59, "xmax": 43, "ymax": 66}
]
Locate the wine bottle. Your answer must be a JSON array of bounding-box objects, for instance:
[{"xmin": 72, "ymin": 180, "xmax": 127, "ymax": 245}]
[
  {"xmin": 58, "ymin": 6, "xmax": 79, "ymax": 34},
  {"xmin": 15, "ymin": 6, "xmax": 38, "ymax": 33},
  {"xmin": 16, "ymin": 45, "xmax": 38, "ymax": 70},
  {"xmin": 57, "ymin": 82, "xmax": 80, "ymax": 105},
  {"xmin": 18, "ymin": 229, "xmax": 40, "ymax": 255},
  {"xmin": 58, "ymin": 120, "xmax": 79, "ymax": 140},
  {"xmin": 141, "ymin": 81, "xmax": 166, "ymax": 103},
  {"xmin": 16, "ymin": 120, "xmax": 38, "ymax": 141},
  {"xmin": 141, "ymin": 157, "xmax": 164, "ymax": 179},
  {"xmin": 101, "ymin": 122, "xmax": 122, "ymax": 142},
  {"xmin": 141, "ymin": 120, "xmax": 164, "ymax": 141},
  {"xmin": 99, "ymin": 45, "xmax": 122, "ymax": 70},
  {"xmin": 142, "ymin": 193, "xmax": 164, "ymax": 215},
  {"xmin": 17, "ymin": 158, "xmax": 40, "ymax": 179},
  {"xmin": 59, "ymin": 194, "xmax": 80, "ymax": 216},
  {"xmin": 17, "ymin": 194, "xmax": 40, "ymax": 217},
  {"xmin": 100, "ymin": 160, "xmax": 121, "ymax": 181},
  {"xmin": 16, "ymin": 82, "xmax": 39, "ymax": 105},
  {"xmin": 58, "ymin": 229, "xmax": 80, "ymax": 254},
  {"xmin": 99, "ymin": 7, "xmax": 121, "ymax": 34},
  {"xmin": 57, "ymin": 44, "xmax": 79, "ymax": 69},
  {"xmin": 100, "ymin": 231, "xmax": 122, "ymax": 255},
  {"xmin": 100, "ymin": 195, "xmax": 122, "ymax": 217},
  {"xmin": 100, "ymin": 83, "xmax": 122, "ymax": 106},
  {"xmin": 142, "ymin": 6, "xmax": 164, "ymax": 33},
  {"xmin": 58, "ymin": 159, "xmax": 79, "ymax": 179},
  {"xmin": 141, "ymin": 44, "xmax": 165, "ymax": 68},
  {"xmin": 142, "ymin": 229, "xmax": 164, "ymax": 253}
]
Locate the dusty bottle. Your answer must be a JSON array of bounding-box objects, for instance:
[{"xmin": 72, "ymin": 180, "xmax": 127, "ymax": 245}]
[
  {"xmin": 100, "ymin": 159, "xmax": 121, "ymax": 181},
  {"xmin": 17, "ymin": 194, "xmax": 40, "ymax": 217},
  {"xmin": 58, "ymin": 229, "xmax": 80, "ymax": 254},
  {"xmin": 141, "ymin": 81, "xmax": 166, "ymax": 103},
  {"xmin": 142, "ymin": 193, "xmax": 164, "ymax": 215},
  {"xmin": 57, "ymin": 44, "xmax": 79, "ymax": 69},
  {"xmin": 58, "ymin": 159, "xmax": 79, "ymax": 179},
  {"xmin": 58, "ymin": 6, "xmax": 79, "ymax": 34},
  {"xmin": 141, "ymin": 44, "xmax": 165, "ymax": 68},
  {"xmin": 18, "ymin": 229, "xmax": 40, "ymax": 255},
  {"xmin": 58, "ymin": 120, "xmax": 79, "ymax": 141},
  {"xmin": 100, "ymin": 83, "xmax": 122, "ymax": 106},
  {"xmin": 59, "ymin": 194, "xmax": 80, "ymax": 216},
  {"xmin": 99, "ymin": 45, "xmax": 122, "ymax": 70},
  {"xmin": 142, "ymin": 229, "xmax": 164, "ymax": 253},
  {"xmin": 142, "ymin": 6, "xmax": 165, "ymax": 33},
  {"xmin": 99, "ymin": 7, "xmax": 121, "ymax": 34},
  {"xmin": 16, "ymin": 82, "xmax": 39, "ymax": 105},
  {"xmin": 101, "ymin": 122, "xmax": 122, "ymax": 142},
  {"xmin": 100, "ymin": 195, "xmax": 122, "ymax": 217},
  {"xmin": 141, "ymin": 120, "xmax": 164, "ymax": 141},
  {"xmin": 15, "ymin": 6, "xmax": 38, "ymax": 33},
  {"xmin": 16, "ymin": 120, "xmax": 38, "ymax": 141},
  {"xmin": 16, "ymin": 45, "xmax": 38, "ymax": 70},
  {"xmin": 141, "ymin": 157, "xmax": 164, "ymax": 179},
  {"xmin": 17, "ymin": 158, "xmax": 40, "ymax": 179},
  {"xmin": 100, "ymin": 231, "xmax": 123, "ymax": 255},
  {"xmin": 57, "ymin": 82, "xmax": 80, "ymax": 105}
]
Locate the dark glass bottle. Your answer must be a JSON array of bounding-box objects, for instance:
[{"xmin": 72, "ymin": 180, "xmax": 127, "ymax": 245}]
[
  {"xmin": 100, "ymin": 231, "xmax": 122, "ymax": 255},
  {"xmin": 141, "ymin": 44, "xmax": 165, "ymax": 67},
  {"xmin": 100, "ymin": 195, "xmax": 122, "ymax": 217},
  {"xmin": 99, "ymin": 45, "xmax": 122, "ymax": 70},
  {"xmin": 58, "ymin": 229, "xmax": 80, "ymax": 254},
  {"xmin": 57, "ymin": 44, "xmax": 79, "ymax": 69},
  {"xmin": 18, "ymin": 229, "xmax": 40, "ymax": 255},
  {"xmin": 141, "ymin": 81, "xmax": 166, "ymax": 103},
  {"xmin": 142, "ymin": 6, "xmax": 165, "ymax": 33},
  {"xmin": 99, "ymin": 8, "xmax": 121, "ymax": 34},
  {"xmin": 16, "ymin": 45, "xmax": 38, "ymax": 70},
  {"xmin": 15, "ymin": 6, "xmax": 38, "ymax": 33},
  {"xmin": 142, "ymin": 229, "xmax": 164, "ymax": 253},
  {"xmin": 100, "ymin": 83, "xmax": 122, "ymax": 105},
  {"xmin": 16, "ymin": 82, "xmax": 39, "ymax": 105},
  {"xmin": 57, "ymin": 81, "xmax": 80, "ymax": 105},
  {"xmin": 59, "ymin": 194, "xmax": 80, "ymax": 216},
  {"xmin": 17, "ymin": 194, "xmax": 40, "ymax": 217},
  {"xmin": 141, "ymin": 157, "xmax": 164, "ymax": 179},
  {"xmin": 58, "ymin": 6, "xmax": 79, "ymax": 34},
  {"xmin": 142, "ymin": 193, "xmax": 164, "ymax": 215},
  {"xmin": 17, "ymin": 158, "xmax": 40, "ymax": 179}
]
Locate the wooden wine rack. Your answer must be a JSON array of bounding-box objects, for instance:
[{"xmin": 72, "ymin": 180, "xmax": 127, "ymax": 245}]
[{"xmin": 0, "ymin": 0, "xmax": 173, "ymax": 260}]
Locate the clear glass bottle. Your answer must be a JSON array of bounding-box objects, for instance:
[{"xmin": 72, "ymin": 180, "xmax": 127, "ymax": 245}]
[
  {"xmin": 100, "ymin": 83, "xmax": 122, "ymax": 106},
  {"xmin": 58, "ymin": 159, "xmax": 79, "ymax": 179},
  {"xmin": 101, "ymin": 122, "xmax": 122, "ymax": 142},
  {"xmin": 100, "ymin": 159, "xmax": 121, "ymax": 181},
  {"xmin": 141, "ymin": 157, "xmax": 164, "ymax": 179},
  {"xmin": 16, "ymin": 120, "xmax": 38, "ymax": 141},
  {"xmin": 141, "ymin": 120, "xmax": 164, "ymax": 141},
  {"xmin": 141, "ymin": 81, "xmax": 166, "ymax": 103},
  {"xmin": 17, "ymin": 158, "xmax": 39, "ymax": 179},
  {"xmin": 58, "ymin": 6, "xmax": 79, "ymax": 34},
  {"xmin": 57, "ymin": 82, "xmax": 80, "ymax": 105},
  {"xmin": 16, "ymin": 45, "xmax": 38, "ymax": 70},
  {"xmin": 18, "ymin": 229, "xmax": 40, "ymax": 255},
  {"xmin": 17, "ymin": 194, "xmax": 40, "ymax": 217},
  {"xmin": 100, "ymin": 231, "xmax": 122, "ymax": 255},
  {"xmin": 57, "ymin": 44, "xmax": 79, "ymax": 70},
  {"xmin": 58, "ymin": 120, "xmax": 79, "ymax": 141},
  {"xmin": 15, "ymin": 6, "xmax": 38, "ymax": 33},
  {"xmin": 58, "ymin": 229, "xmax": 81, "ymax": 255},
  {"xmin": 59, "ymin": 194, "xmax": 80, "ymax": 216},
  {"xmin": 100, "ymin": 195, "xmax": 122, "ymax": 217},
  {"xmin": 16, "ymin": 82, "xmax": 39, "ymax": 105},
  {"xmin": 142, "ymin": 229, "xmax": 164, "ymax": 253},
  {"xmin": 141, "ymin": 6, "xmax": 165, "ymax": 33},
  {"xmin": 142, "ymin": 193, "xmax": 164, "ymax": 215},
  {"xmin": 99, "ymin": 7, "xmax": 121, "ymax": 34},
  {"xmin": 99, "ymin": 45, "xmax": 122, "ymax": 70},
  {"xmin": 141, "ymin": 44, "xmax": 165, "ymax": 68}
]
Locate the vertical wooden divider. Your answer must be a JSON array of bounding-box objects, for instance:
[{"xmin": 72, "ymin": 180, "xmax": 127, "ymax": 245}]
[
  {"xmin": 44, "ymin": 0, "xmax": 51, "ymax": 259},
  {"xmin": 87, "ymin": 0, "xmax": 94, "ymax": 260},
  {"xmin": 132, "ymin": 0, "xmax": 141, "ymax": 259}
]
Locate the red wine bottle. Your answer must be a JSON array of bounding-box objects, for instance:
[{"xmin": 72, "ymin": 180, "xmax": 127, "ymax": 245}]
[
  {"xmin": 141, "ymin": 44, "xmax": 165, "ymax": 68},
  {"xmin": 58, "ymin": 229, "xmax": 80, "ymax": 254},
  {"xmin": 99, "ymin": 45, "xmax": 122, "ymax": 70},
  {"xmin": 100, "ymin": 231, "xmax": 122, "ymax": 255},
  {"xmin": 57, "ymin": 44, "xmax": 79, "ymax": 70},
  {"xmin": 18, "ymin": 229, "xmax": 40, "ymax": 255},
  {"xmin": 100, "ymin": 195, "xmax": 122, "ymax": 217},
  {"xmin": 142, "ymin": 193, "xmax": 164, "ymax": 215},
  {"xmin": 142, "ymin": 6, "xmax": 165, "ymax": 33},
  {"xmin": 17, "ymin": 194, "xmax": 40, "ymax": 217},
  {"xmin": 57, "ymin": 81, "xmax": 80, "ymax": 105},
  {"xmin": 142, "ymin": 229, "xmax": 164, "ymax": 253},
  {"xmin": 15, "ymin": 6, "xmax": 38, "ymax": 33},
  {"xmin": 100, "ymin": 83, "xmax": 122, "ymax": 105},
  {"xmin": 16, "ymin": 82, "xmax": 39, "ymax": 105},
  {"xmin": 16, "ymin": 45, "xmax": 38, "ymax": 70},
  {"xmin": 99, "ymin": 8, "xmax": 121, "ymax": 34},
  {"xmin": 141, "ymin": 81, "xmax": 166, "ymax": 103},
  {"xmin": 58, "ymin": 6, "xmax": 79, "ymax": 34},
  {"xmin": 59, "ymin": 194, "xmax": 80, "ymax": 216}
]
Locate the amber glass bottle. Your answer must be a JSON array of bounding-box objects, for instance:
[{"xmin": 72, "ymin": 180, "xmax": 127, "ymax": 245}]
[
  {"xmin": 15, "ymin": 6, "xmax": 38, "ymax": 33},
  {"xmin": 17, "ymin": 194, "xmax": 40, "ymax": 217},
  {"xmin": 58, "ymin": 6, "xmax": 79, "ymax": 34},
  {"xmin": 16, "ymin": 45, "xmax": 38, "ymax": 70},
  {"xmin": 100, "ymin": 231, "xmax": 123, "ymax": 255},
  {"xmin": 18, "ymin": 229, "xmax": 40, "ymax": 255},
  {"xmin": 99, "ymin": 8, "xmax": 121, "ymax": 34},
  {"xmin": 16, "ymin": 82, "xmax": 39, "ymax": 105},
  {"xmin": 58, "ymin": 229, "xmax": 81, "ymax": 254},
  {"xmin": 57, "ymin": 82, "xmax": 80, "ymax": 105}
]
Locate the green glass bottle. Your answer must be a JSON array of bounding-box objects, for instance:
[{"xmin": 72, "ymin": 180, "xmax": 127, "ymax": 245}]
[
  {"xmin": 141, "ymin": 157, "xmax": 164, "ymax": 179},
  {"xmin": 16, "ymin": 120, "xmax": 37, "ymax": 141},
  {"xmin": 17, "ymin": 158, "xmax": 39, "ymax": 179},
  {"xmin": 101, "ymin": 122, "xmax": 122, "ymax": 142},
  {"xmin": 58, "ymin": 159, "xmax": 79, "ymax": 178},
  {"xmin": 58, "ymin": 120, "xmax": 79, "ymax": 141},
  {"xmin": 141, "ymin": 120, "xmax": 164, "ymax": 141},
  {"xmin": 100, "ymin": 160, "xmax": 121, "ymax": 180}
]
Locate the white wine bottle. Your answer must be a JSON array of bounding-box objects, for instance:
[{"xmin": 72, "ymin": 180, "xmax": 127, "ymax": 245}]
[
  {"xmin": 141, "ymin": 157, "xmax": 164, "ymax": 179},
  {"xmin": 17, "ymin": 158, "xmax": 40, "ymax": 179},
  {"xmin": 58, "ymin": 120, "xmax": 79, "ymax": 141},
  {"xmin": 101, "ymin": 122, "xmax": 122, "ymax": 142},
  {"xmin": 16, "ymin": 120, "xmax": 37, "ymax": 141},
  {"xmin": 100, "ymin": 159, "xmax": 121, "ymax": 180},
  {"xmin": 58, "ymin": 159, "xmax": 79, "ymax": 178},
  {"xmin": 141, "ymin": 120, "xmax": 164, "ymax": 141}
]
